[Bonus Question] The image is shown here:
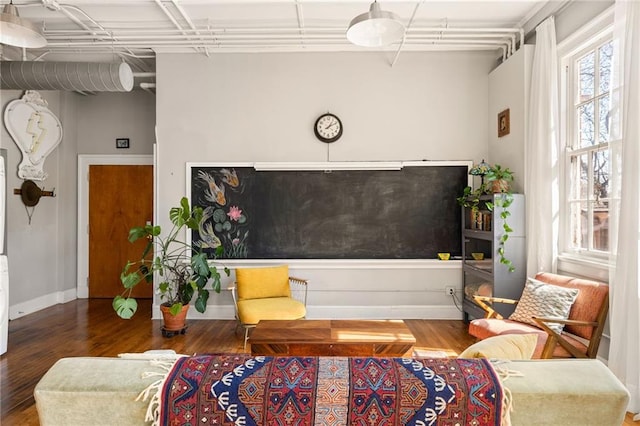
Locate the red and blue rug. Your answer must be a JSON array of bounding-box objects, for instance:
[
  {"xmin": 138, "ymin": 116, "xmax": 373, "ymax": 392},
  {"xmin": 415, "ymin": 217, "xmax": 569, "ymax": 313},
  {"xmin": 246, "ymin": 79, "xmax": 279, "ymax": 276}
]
[{"xmin": 159, "ymin": 354, "xmax": 503, "ymax": 425}]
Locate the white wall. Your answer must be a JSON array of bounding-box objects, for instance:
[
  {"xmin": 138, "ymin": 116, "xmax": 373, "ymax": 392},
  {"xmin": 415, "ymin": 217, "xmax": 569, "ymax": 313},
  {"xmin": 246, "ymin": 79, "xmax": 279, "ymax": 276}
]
[
  {"xmin": 0, "ymin": 89, "xmax": 155, "ymax": 319},
  {"xmin": 155, "ymin": 51, "xmax": 496, "ymax": 319},
  {"xmin": 76, "ymin": 92, "xmax": 155, "ymax": 155},
  {"xmin": 555, "ymin": 1, "xmax": 613, "ymax": 45},
  {"xmin": 56, "ymin": 91, "xmax": 80, "ymax": 307},
  {"xmin": 0, "ymin": 0, "xmax": 617, "ymax": 324},
  {"xmin": 0, "ymin": 90, "xmax": 76, "ymax": 317},
  {"xmin": 488, "ymin": 45, "xmax": 534, "ymax": 194}
]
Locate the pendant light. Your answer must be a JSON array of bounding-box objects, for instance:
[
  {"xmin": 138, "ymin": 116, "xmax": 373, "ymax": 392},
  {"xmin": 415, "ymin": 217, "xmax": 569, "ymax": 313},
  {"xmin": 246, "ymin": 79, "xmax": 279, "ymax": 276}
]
[
  {"xmin": 346, "ymin": 1, "xmax": 405, "ymax": 47},
  {"xmin": 0, "ymin": 1, "xmax": 47, "ymax": 48}
]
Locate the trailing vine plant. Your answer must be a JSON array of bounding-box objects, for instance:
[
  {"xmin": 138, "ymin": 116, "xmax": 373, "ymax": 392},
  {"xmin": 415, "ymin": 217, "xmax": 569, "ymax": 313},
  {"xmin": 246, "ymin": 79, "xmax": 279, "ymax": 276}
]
[
  {"xmin": 485, "ymin": 193, "xmax": 515, "ymax": 272},
  {"xmin": 458, "ymin": 163, "xmax": 516, "ymax": 272}
]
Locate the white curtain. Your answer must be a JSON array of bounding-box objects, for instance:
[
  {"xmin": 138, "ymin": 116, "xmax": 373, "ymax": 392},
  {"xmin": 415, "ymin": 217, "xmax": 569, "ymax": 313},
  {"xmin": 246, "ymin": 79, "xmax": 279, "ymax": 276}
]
[
  {"xmin": 608, "ymin": 0, "xmax": 640, "ymax": 419},
  {"xmin": 525, "ymin": 16, "xmax": 559, "ymax": 277}
]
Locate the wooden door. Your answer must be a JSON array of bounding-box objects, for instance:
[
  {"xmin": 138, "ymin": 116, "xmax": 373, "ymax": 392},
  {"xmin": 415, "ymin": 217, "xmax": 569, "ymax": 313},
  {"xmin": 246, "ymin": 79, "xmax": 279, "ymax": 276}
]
[{"xmin": 89, "ymin": 165, "xmax": 153, "ymax": 298}]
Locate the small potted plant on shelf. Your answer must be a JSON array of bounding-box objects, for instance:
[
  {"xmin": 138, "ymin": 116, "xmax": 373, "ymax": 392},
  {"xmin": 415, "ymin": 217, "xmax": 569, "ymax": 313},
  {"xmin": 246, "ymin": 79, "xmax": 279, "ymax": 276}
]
[
  {"xmin": 457, "ymin": 162, "xmax": 516, "ymax": 272},
  {"xmin": 113, "ymin": 197, "xmax": 229, "ymax": 334},
  {"xmin": 485, "ymin": 164, "xmax": 514, "ymax": 193}
]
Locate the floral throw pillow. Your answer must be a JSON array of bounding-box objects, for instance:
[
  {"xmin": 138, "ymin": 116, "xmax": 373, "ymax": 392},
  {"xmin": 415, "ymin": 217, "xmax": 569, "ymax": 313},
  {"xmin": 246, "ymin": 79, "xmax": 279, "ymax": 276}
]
[{"xmin": 509, "ymin": 278, "xmax": 579, "ymax": 334}]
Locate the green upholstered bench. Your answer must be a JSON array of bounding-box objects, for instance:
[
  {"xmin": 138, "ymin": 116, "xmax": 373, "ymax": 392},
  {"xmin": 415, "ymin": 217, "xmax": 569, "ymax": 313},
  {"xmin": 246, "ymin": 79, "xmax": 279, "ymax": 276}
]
[
  {"xmin": 499, "ymin": 359, "xmax": 629, "ymax": 425},
  {"xmin": 34, "ymin": 357, "xmax": 163, "ymax": 426},
  {"xmin": 34, "ymin": 356, "xmax": 629, "ymax": 426}
]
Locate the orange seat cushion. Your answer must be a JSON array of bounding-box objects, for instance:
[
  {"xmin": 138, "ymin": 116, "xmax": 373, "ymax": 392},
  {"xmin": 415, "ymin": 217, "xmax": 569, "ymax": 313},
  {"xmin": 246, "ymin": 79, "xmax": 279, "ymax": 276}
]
[
  {"xmin": 236, "ymin": 265, "xmax": 291, "ymax": 300},
  {"xmin": 469, "ymin": 318, "xmax": 587, "ymax": 358},
  {"xmin": 237, "ymin": 297, "xmax": 306, "ymax": 325}
]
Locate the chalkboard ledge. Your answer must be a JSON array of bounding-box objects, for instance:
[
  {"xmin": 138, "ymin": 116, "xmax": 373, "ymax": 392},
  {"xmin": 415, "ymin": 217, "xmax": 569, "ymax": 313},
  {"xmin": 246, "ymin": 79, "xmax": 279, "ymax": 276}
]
[{"xmin": 209, "ymin": 259, "xmax": 463, "ymax": 270}]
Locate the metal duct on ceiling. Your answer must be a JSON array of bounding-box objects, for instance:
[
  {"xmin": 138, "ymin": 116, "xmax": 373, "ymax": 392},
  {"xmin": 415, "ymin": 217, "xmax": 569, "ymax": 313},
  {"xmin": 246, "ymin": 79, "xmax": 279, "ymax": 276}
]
[{"xmin": 0, "ymin": 61, "xmax": 134, "ymax": 92}]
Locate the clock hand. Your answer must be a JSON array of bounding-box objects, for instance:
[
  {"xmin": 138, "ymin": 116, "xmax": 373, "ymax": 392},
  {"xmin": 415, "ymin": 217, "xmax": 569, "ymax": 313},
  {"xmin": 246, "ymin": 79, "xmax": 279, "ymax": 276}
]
[{"xmin": 325, "ymin": 122, "xmax": 336, "ymax": 130}]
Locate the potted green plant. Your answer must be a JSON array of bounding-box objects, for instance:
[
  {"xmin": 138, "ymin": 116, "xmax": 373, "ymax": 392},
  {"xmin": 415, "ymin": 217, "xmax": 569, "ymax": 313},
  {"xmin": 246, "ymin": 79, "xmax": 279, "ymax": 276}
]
[
  {"xmin": 113, "ymin": 197, "xmax": 229, "ymax": 332},
  {"xmin": 457, "ymin": 163, "xmax": 516, "ymax": 272},
  {"xmin": 485, "ymin": 164, "xmax": 514, "ymax": 193}
]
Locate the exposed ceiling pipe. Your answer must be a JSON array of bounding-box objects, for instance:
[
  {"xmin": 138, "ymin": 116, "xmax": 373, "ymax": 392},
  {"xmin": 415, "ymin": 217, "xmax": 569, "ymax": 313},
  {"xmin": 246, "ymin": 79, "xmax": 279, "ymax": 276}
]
[
  {"xmin": 519, "ymin": 29, "xmax": 525, "ymax": 49},
  {"xmin": 35, "ymin": 13, "xmax": 521, "ymax": 56},
  {"xmin": 391, "ymin": 0, "xmax": 425, "ymax": 67},
  {"xmin": 31, "ymin": 51, "xmax": 49, "ymax": 61},
  {"xmin": 153, "ymin": 0, "xmax": 201, "ymax": 54},
  {"xmin": 169, "ymin": 0, "xmax": 209, "ymax": 56},
  {"xmin": 59, "ymin": 5, "xmax": 108, "ymax": 36},
  {"xmin": 0, "ymin": 61, "xmax": 134, "ymax": 92},
  {"xmin": 39, "ymin": 1, "xmax": 151, "ymax": 73},
  {"xmin": 44, "ymin": 36, "xmax": 513, "ymax": 49},
  {"xmin": 56, "ymin": 3, "xmax": 144, "ymax": 65},
  {"xmin": 44, "ymin": 25, "xmax": 522, "ymax": 36},
  {"xmin": 518, "ymin": 0, "xmax": 570, "ymax": 42},
  {"xmin": 295, "ymin": 0, "xmax": 305, "ymax": 47},
  {"xmin": 16, "ymin": 1, "xmax": 523, "ymax": 57},
  {"xmin": 116, "ymin": 51, "xmax": 155, "ymax": 59},
  {"xmin": 43, "ymin": 32, "xmax": 517, "ymax": 43},
  {"xmin": 139, "ymin": 82, "xmax": 155, "ymax": 95},
  {"xmin": 57, "ymin": 6, "xmax": 100, "ymax": 38},
  {"xmin": 40, "ymin": 26, "xmax": 521, "ymax": 54},
  {"xmin": 133, "ymin": 72, "xmax": 156, "ymax": 78}
]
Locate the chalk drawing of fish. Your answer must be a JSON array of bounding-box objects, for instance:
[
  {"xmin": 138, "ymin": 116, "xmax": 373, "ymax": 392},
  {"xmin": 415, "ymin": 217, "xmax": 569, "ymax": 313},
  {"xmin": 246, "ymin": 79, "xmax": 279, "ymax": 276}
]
[
  {"xmin": 198, "ymin": 170, "xmax": 226, "ymax": 206},
  {"xmin": 197, "ymin": 206, "xmax": 222, "ymax": 248},
  {"xmin": 220, "ymin": 168, "xmax": 239, "ymax": 188}
]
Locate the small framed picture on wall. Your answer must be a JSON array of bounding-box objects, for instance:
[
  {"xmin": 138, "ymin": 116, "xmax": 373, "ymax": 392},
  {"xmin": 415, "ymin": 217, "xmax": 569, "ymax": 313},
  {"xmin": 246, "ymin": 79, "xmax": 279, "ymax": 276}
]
[
  {"xmin": 498, "ymin": 109, "xmax": 510, "ymax": 137},
  {"xmin": 116, "ymin": 138, "xmax": 130, "ymax": 149}
]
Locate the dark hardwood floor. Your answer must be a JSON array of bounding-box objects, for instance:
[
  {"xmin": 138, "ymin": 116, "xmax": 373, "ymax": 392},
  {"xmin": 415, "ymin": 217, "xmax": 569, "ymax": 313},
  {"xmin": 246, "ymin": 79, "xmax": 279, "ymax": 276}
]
[{"xmin": 1, "ymin": 299, "xmax": 635, "ymax": 425}]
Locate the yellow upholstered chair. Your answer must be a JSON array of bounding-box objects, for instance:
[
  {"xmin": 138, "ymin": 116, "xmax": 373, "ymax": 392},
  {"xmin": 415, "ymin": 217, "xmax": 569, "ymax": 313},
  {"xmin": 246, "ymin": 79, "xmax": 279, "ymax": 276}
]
[
  {"xmin": 468, "ymin": 272, "xmax": 609, "ymax": 359},
  {"xmin": 229, "ymin": 265, "xmax": 308, "ymax": 351}
]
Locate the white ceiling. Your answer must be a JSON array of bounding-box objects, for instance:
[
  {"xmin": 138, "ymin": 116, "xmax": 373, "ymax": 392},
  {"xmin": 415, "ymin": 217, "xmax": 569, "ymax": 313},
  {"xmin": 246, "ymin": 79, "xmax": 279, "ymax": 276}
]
[{"xmin": 1, "ymin": 0, "xmax": 559, "ymax": 71}]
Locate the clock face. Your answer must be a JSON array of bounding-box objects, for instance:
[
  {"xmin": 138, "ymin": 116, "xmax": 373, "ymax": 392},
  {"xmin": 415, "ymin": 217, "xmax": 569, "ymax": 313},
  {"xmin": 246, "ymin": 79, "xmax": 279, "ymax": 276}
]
[{"xmin": 314, "ymin": 113, "xmax": 343, "ymax": 143}]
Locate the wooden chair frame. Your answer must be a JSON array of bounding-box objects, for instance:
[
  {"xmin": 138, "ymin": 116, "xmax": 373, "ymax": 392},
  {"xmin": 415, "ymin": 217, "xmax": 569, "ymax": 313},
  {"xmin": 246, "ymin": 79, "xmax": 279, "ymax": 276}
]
[
  {"xmin": 228, "ymin": 276, "xmax": 308, "ymax": 351},
  {"xmin": 473, "ymin": 292, "xmax": 609, "ymax": 359}
]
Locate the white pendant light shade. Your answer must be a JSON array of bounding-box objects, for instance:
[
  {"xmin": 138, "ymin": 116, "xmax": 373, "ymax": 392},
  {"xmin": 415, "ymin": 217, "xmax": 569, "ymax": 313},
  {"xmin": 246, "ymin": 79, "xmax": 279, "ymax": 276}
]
[
  {"xmin": 0, "ymin": 3, "xmax": 47, "ymax": 48},
  {"xmin": 346, "ymin": 1, "xmax": 405, "ymax": 47}
]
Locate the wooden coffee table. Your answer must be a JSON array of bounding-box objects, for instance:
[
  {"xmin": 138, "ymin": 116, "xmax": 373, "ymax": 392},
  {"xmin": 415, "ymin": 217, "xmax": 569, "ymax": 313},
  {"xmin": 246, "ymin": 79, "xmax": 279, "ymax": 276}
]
[{"xmin": 249, "ymin": 319, "xmax": 416, "ymax": 357}]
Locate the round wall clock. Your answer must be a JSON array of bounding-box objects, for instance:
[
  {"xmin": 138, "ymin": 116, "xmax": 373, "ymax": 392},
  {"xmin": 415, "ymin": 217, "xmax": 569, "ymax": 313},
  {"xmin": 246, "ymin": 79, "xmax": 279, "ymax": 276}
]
[{"xmin": 314, "ymin": 113, "xmax": 343, "ymax": 143}]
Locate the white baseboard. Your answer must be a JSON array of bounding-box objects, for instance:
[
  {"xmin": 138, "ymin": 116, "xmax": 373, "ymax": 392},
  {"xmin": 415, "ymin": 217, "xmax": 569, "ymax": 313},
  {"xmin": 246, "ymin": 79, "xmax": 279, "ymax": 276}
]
[
  {"xmin": 9, "ymin": 288, "xmax": 77, "ymax": 320},
  {"xmin": 308, "ymin": 305, "xmax": 464, "ymax": 320},
  {"xmin": 151, "ymin": 304, "xmax": 464, "ymax": 321}
]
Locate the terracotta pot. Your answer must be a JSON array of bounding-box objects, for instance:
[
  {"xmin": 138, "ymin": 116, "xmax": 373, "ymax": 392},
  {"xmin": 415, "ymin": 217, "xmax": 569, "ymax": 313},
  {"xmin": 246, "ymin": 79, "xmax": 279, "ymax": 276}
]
[
  {"xmin": 491, "ymin": 179, "xmax": 510, "ymax": 193},
  {"xmin": 160, "ymin": 304, "xmax": 189, "ymax": 331}
]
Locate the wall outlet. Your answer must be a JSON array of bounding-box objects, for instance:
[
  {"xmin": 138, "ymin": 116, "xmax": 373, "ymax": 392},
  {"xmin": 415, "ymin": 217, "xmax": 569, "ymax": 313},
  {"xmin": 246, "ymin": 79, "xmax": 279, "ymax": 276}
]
[{"xmin": 445, "ymin": 286, "xmax": 455, "ymax": 295}]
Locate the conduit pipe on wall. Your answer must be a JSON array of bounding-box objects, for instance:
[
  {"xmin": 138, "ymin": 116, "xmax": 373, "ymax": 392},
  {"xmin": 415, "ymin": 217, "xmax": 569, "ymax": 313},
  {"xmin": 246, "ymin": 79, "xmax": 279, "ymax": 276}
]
[
  {"xmin": 0, "ymin": 61, "xmax": 134, "ymax": 92},
  {"xmin": 139, "ymin": 82, "xmax": 156, "ymax": 95}
]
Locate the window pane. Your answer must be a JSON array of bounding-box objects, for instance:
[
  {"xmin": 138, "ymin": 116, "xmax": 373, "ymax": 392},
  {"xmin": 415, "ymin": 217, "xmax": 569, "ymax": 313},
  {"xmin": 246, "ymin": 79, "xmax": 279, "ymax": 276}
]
[
  {"xmin": 579, "ymin": 102, "xmax": 595, "ymax": 147},
  {"xmin": 579, "ymin": 51, "xmax": 595, "ymax": 101},
  {"xmin": 593, "ymin": 149, "xmax": 609, "ymax": 201},
  {"xmin": 593, "ymin": 201, "xmax": 609, "ymax": 251},
  {"xmin": 598, "ymin": 41, "xmax": 613, "ymax": 95},
  {"xmin": 598, "ymin": 95, "xmax": 610, "ymax": 143},
  {"xmin": 569, "ymin": 154, "xmax": 589, "ymax": 200},
  {"xmin": 580, "ymin": 154, "xmax": 588, "ymax": 199},
  {"xmin": 563, "ymin": 33, "xmax": 613, "ymax": 257},
  {"xmin": 569, "ymin": 202, "xmax": 588, "ymax": 250}
]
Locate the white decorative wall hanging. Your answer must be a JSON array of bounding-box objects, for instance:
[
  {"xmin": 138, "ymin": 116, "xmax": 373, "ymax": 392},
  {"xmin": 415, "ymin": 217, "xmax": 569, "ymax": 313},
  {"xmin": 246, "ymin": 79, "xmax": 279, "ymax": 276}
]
[{"xmin": 3, "ymin": 90, "xmax": 63, "ymax": 181}]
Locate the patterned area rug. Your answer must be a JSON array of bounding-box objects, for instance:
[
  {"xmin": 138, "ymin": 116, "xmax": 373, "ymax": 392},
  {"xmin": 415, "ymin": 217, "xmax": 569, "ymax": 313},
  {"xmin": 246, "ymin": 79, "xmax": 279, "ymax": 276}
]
[{"xmin": 158, "ymin": 354, "xmax": 503, "ymax": 425}]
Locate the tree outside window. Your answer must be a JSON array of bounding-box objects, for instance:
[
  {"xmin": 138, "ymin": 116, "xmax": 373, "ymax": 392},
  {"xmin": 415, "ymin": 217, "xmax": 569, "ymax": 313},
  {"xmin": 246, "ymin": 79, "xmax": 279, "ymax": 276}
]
[{"xmin": 566, "ymin": 38, "xmax": 613, "ymax": 256}]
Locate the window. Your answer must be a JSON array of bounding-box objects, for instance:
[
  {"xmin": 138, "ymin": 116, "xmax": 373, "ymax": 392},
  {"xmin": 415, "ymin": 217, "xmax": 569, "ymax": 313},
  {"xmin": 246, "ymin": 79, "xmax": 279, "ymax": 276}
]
[{"xmin": 561, "ymin": 32, "xmax": 614, "ymax": 260}]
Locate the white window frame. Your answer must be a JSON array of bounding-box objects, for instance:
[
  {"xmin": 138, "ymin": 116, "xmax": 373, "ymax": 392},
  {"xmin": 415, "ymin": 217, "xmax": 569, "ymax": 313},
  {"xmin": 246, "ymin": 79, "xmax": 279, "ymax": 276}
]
[{"xmin": 557, "ymin": 7, "xmax": 614, "ymax": 271}]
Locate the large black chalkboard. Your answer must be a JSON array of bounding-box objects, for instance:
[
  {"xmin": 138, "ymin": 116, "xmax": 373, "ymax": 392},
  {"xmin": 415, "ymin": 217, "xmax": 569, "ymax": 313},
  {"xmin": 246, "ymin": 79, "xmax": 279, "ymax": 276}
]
[{"xmin": 190, "ymin": 164, "xmax": 468, "ymax": 259}]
